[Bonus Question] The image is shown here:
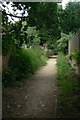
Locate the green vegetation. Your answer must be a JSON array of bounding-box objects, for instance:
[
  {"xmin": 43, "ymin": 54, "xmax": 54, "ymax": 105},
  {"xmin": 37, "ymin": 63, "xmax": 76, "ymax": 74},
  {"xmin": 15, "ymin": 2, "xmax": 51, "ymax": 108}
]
[
  {"xmin": 56, "ymin": 53, "xmax": 79, "ymax": 118},
  {"xmin": 2, "ymin": 7, "xmax": 48, "ymax": 87},
  {"xmin": 54, "ymin": 33, "xmax": 74, "ymax": 54},
  {"xmin": 68, "ymin": 49, "xmax": 80, "ymax": 65},
  {"xmin": 59, "ymin": 2, "xmax": 80, "ymax": 34},
  {"xmin": 3, "ymin": 47, "xmax": 47, "ymax": 86},
  {"xmin": 1, "ymin": 1, "xmax": 80, "ymax": 118},
  {"xmin": 2, "ymin": 2, "xmax": 61, "ymax": 53}
]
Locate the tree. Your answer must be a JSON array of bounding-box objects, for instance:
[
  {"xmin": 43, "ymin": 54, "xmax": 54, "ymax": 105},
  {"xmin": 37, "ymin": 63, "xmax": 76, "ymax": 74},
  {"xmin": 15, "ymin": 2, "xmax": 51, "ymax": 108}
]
[
  {"xmin": 59, "ymin": 2, "xmax": 80, "ymax": 34},
  {"xmin": 2, "ymin": 2, "xmax": 62, "ymax": 52},
  {"xmin": 27, "ymin": 2, "xmax": 61, "ymax": 41},
  {"xmin": 2, "ymin": 10, "xmax": 16, "ymax": 55},
  {"xmin": 9, "ymin": 2, "xmax": 61, "ymax": 47}
]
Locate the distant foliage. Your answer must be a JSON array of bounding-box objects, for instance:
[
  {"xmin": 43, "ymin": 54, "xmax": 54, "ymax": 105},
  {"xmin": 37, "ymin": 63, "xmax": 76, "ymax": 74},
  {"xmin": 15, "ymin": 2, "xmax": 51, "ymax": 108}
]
[
  {"xmin": 54, "ymin": 33, "xmax": 74, "ymax": 54},
  {"xmin": 26, "ymin": 26, "xmax": 40, "ymax": 47}
]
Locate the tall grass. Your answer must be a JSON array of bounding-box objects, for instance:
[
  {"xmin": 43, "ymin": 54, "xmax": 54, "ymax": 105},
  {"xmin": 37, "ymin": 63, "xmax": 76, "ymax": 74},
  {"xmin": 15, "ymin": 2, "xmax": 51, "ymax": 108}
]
[
  {"xmin": 3, "ymin": 47, "xmax": 47, "ymax": 86},
  {"xmin": 56, "ymin": 53, "xmax": 79, "ymax": 118}
]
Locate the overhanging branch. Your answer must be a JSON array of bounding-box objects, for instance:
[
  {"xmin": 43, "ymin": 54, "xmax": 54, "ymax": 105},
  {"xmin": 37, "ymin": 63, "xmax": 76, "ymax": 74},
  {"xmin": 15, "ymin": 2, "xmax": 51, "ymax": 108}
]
[{"xmin": 6, "ymin": 13, "xmax": 28, "ymax": 18}]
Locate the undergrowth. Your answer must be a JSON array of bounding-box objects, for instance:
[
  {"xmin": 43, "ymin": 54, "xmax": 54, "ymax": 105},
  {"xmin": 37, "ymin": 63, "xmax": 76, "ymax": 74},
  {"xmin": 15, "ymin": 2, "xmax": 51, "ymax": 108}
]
[
  {"xmin": 3, "ymin": 47, "xmax": 47, "ymax": 87},
  {"xmin": 56, "ymin": 53, "xmax": 79, "ymax": 118}
]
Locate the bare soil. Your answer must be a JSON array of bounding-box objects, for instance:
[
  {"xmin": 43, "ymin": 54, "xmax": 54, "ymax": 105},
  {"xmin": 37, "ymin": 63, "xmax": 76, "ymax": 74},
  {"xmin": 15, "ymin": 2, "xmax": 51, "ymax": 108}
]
[{"xmin": 3, "ymin": 58, "xmax": 57, "ymax": 118}]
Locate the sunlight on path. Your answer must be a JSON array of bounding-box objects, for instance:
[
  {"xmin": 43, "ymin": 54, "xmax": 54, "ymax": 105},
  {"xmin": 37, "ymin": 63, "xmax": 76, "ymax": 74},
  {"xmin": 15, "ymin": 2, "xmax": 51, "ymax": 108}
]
[{"xmin": 3, "ymin": 58, "xmax": 57, "ymax": 118}]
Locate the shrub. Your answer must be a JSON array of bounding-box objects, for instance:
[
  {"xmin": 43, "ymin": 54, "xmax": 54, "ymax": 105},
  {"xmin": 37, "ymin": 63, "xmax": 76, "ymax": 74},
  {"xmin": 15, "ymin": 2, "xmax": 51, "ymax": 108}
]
[{"xmin": 3, "ymin": 47, "xmax": 47, "ymax": 86}]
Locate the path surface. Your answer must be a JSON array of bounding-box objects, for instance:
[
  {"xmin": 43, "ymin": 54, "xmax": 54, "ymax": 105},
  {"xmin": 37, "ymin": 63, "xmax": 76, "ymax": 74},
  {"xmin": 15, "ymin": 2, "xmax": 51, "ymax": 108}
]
[{"xmin": 3, "ymin": 58, "xmax": 57, "ymax": 118}]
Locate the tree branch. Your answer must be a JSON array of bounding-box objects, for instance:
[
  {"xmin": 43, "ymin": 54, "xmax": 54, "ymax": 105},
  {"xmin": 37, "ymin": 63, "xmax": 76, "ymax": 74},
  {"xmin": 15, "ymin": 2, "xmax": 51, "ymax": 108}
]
[{"xmin": 6, "ymin": 13, "xmax": 28, "ymax": 18}]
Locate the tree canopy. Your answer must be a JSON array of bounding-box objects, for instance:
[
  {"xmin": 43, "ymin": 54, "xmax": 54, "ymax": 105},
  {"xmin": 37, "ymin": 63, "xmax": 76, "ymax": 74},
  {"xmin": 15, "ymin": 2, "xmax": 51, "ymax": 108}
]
[
  {"xmin": 2, "ymin": 2, "xmax": 80, "ymax": 55},
  {"xmin": 59, "ymin": 2, "xmax": 80, "ymax": 34}
]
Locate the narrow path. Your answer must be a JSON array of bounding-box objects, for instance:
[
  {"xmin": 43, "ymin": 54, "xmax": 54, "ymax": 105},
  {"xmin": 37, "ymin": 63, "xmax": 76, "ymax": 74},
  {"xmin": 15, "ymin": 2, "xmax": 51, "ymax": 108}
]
[{"xmin": 3, "ymin": 58, "xmax": 57, "ymax": 118}]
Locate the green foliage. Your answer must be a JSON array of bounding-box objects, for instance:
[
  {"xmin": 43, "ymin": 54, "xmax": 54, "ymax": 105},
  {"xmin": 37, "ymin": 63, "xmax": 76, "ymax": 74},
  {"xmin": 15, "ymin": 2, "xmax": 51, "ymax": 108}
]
[
  {"xmin": 54, "ymin": 33, "xmax": 74, "ymax": 54},
  {"xmin": 12, "ymin": 20, "xmax": 27, "ymax": 47},
  {"xmin": 2, "ymin": 17, "xmax": 41, "ymax": 55},
  {"xmin": 57, "ymin": 53, "xmax": 74, "ymax": 79},
  {"xmin": 68, "ymin": 49, "xmax": 80, "ymax": 65},
  {"xmin": 27, "ymin": 2, "xmax": 61, "ymax": 46},
  {"xmin": 2, "ymin": 25, "xmax": 16, "ymax": 55},
  {"xmin": 3, "ymin": 47, "xmax": 47, "ymax": 86},
  {"xmin": 11, "ymin": 2, "xmax": 61, "ymax": 45},
  {"xmin": 2, "ymin": 10, "xmax": 8, "ymax": 24},
  {"xmin": 26, "ymin": 26, "xmax": 40, "ymax": 47},
  {"xmin": 56, "ymin": 53, "xmax": 78, "ymax": 117},
  {"xmin": 2, "ymin": 10, "xmax": 15, "ymax": 55},
  {"xmin": 59, "ymin": 2, "xmax": 80, "ymax": 33},
  {"xmin": 2, "ymin": 8, "xmax": 47, "ymax": 87}
]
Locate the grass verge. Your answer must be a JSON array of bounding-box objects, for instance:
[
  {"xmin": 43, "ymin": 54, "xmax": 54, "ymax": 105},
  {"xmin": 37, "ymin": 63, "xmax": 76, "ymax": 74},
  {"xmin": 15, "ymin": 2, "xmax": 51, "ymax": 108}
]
[{"xmin": 56, "ymin": 53, "xmax": 80, "ymax": 118}]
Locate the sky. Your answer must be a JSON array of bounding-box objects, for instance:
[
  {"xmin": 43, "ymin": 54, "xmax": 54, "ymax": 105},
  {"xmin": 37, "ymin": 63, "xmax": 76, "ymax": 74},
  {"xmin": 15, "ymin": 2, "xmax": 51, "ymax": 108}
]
[
  {"xmin": 1, "ymin": 0, "xmax": 79, "ymax": 23},
  {"xmin": 62, "ymin": 0, "xmax": 70, "ymax": 8},
  {"xmin": 62, "ymin": 0, "xmax": 80, "ymax": 8}
]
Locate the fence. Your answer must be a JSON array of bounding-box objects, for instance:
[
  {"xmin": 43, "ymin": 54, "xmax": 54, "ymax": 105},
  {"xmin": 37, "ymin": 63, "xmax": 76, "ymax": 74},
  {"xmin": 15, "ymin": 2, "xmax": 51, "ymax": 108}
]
[
  {"xmin": 68, "ymin": 32, "xmax": 80, "ymax": 75},
  {"xmin": 68, "ymin": 32, "xmax": 80, "ymax": 54}
]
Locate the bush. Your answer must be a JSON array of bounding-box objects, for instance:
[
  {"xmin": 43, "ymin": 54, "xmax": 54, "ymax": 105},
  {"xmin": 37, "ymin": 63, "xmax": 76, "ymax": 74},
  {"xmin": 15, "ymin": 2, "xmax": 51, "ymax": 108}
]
[
  {"xmin": 3, "ymin": 47, "xmax": 47, "ymax": 86},
  {"xmin": 54, "ymin": 33, "xmax": 74, "ymax": 54},
  {"xmin": 56, "ymin": 53, "xmax": 79, "ymax": 118},
  {"xmin": 68, "ymin": 49, "xmax": 80, "ymax": 65}
]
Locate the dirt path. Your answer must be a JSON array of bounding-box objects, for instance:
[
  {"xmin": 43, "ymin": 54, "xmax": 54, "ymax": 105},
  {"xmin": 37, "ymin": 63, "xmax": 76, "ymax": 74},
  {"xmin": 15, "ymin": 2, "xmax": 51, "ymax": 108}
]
[{"xmin": 3, "ymin": 58, "xmax": 57, "ymax": 118}]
